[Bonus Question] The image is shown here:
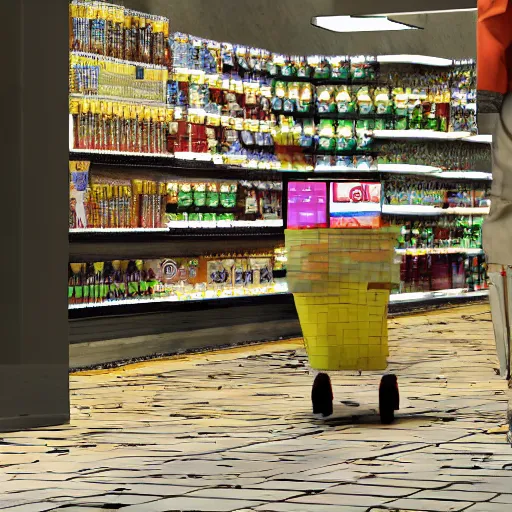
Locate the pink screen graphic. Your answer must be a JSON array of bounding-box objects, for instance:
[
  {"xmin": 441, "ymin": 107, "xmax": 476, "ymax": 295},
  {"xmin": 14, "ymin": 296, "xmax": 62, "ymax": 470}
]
[
  {"xmin": 287, "ymin": 182, "xmax": 327, "ymax": 229},
  {"xmin": 329, "ymin": 182, "xmax": 381, "ymax": 229}
]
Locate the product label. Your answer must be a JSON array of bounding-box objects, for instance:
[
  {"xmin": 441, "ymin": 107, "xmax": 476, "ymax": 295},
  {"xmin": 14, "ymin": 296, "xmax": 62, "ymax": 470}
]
[{"xmin": 128, "ymin": 282, "xmax": 139, "ymax": 295}]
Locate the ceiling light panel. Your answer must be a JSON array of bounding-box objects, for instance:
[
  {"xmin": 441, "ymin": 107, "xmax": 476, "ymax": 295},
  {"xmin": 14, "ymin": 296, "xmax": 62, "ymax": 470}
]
[{"xmin": 312, "ymin": 16, "xmax": 419, "ymax": 33}]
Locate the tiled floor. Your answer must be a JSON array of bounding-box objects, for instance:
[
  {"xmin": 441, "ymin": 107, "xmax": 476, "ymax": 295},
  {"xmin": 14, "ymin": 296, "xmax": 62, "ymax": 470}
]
[{"xmin": 1, "ymin": 304, "xmax": 511, "ymax": 511}]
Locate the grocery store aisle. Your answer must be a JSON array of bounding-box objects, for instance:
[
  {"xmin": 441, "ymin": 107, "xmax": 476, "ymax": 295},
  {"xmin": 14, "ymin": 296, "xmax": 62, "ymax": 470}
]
[{"xmin": 1, "ymin": 304, "xmax": 511, "ymax": 512}]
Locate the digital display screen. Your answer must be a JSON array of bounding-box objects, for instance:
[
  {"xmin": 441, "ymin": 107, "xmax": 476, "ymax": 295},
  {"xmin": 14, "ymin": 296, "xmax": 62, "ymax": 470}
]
[
  {"xmin": 287, "ymin": 181, "xmax": 327, "ymax": 229},
  {"xmin": 329, "ymin": 182, "xmax": 381, "ymax": 228}
]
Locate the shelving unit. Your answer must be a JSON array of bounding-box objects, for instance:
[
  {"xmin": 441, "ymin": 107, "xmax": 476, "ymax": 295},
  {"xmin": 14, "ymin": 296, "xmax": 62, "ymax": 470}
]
[
  {"xmin": 382, "ymin": 205, "xmax": 490, "ymax": 216},
  {"xmin": 67, "ymin": 1, "xmax": 489, "ymax": 366}
]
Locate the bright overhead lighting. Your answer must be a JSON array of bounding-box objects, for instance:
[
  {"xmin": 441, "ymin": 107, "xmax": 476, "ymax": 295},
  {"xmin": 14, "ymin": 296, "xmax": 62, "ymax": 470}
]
[
  {"xmin": 312, "ymin": 15, "xmax": 420, "ymax": 33},
  {"xmin": 383, "ymin": 8, "xmax": 477, "ymax": 15},
  {"xmin": 377, "ymin": 55, "xmax": 453, "ymax": 66}
]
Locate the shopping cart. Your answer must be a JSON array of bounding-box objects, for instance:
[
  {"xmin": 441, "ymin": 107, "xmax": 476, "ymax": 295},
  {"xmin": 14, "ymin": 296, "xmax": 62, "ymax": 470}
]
[{"xmin": 285, "ymin": 227, "xmax": 401, "ymax": 424}]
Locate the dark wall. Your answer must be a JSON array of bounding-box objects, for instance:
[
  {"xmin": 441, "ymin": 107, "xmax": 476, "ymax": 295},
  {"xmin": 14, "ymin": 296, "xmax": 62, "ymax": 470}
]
[
  {"xmin": 0, "ymin": 0, "xmax": 69, "ymax": 431},
  {"xmin": 124, "ymin": 0, "xmax": 476, "ymax": 58}
]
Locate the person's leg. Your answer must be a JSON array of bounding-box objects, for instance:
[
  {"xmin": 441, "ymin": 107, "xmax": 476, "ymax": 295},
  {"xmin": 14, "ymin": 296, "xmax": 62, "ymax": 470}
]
[
  {"xmin": 508, "ymin": 382, "xmax": 512, "ymax": 445},
  {"xmin": 484, "ymin": 91, "xmax": 512, "ymax": 444},
  {"xmin": 487, "ymin": 268, "xmax": 512, "ymax": 444}
]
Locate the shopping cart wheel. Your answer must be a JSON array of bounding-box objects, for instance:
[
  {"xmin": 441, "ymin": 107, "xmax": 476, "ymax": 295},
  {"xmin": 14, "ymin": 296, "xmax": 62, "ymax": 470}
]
[
  {"xmin": 379, "ymin": 374, "xmax": 400, "ymax": 424},
  {"xmin": 312, "ymin": 373, "xmax": 333, "ymax": 417}
]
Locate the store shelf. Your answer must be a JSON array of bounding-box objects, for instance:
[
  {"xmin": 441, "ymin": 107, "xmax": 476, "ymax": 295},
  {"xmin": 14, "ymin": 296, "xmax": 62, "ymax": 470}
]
[
  {"xmin": 466, "ymin": 134, "xmax": 492, "ymax": 144},
  {"xmin": 382, "ymin": 205, "xmax": 490, "ymax": 216},
  {"xmin": 69, "ymin": 227, "xmax": 285, "ymax": 262},
  {"xmin": 69, "ymin": 93, "xmax": 167, "ymax": 107},
  {"xmin": 70, "ymin": 148, "xmax": 175, "ymax": 160},
  {"xmin": 314, "ymin": 166, "xmax": 378, "ymax": 173},
  {"xmin": 373, "ymin": 130, "xmax": 472, "ymax": 141},
  {"xmin": 377, "ymin": 164, "xmax": 491, "ymax": 180},
  {"xmin": 395, "ymin": 248, "xmax": 484, "ymax": 256},
  {"xmin": 70, "ymin": 284, "xmax": 486, "ymax": 311},
  {"xmin": 70, "ymin": 221, "xmax": 284, "ymax": 233},
  {"xmin": 68, "ymin": 283, "xmax": 289, "ymax": 311},
  {"xmin": 70, "ymin": 51, "xmax": 168, "ymax": 71},
  {"xmin": 378, "ymin": 164, "xmax": 441, "ymax": 174},
  {"xmin": 175, "ymin": 152, "xmax": 213, "ymax": 162},
  {"xmin": 310, "ymin": 164, "xmax": 492, "ymax": 181},
  {"xmin": 69, "ymin": 150, "xmax": 284, "ymax": 180},
  {"xmin": 434, "ymin": 171, "xmax": 492, "ymax": 180},
  {"xmin": 390, "ymin": 289, "xmax": 488, "ymax": 304}
]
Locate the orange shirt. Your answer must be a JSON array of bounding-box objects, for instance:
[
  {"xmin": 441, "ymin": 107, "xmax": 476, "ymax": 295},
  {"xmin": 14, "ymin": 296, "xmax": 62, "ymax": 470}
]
[{"xmin": 478, "ymin": 0, "xmax": 512, "ymax": 94}]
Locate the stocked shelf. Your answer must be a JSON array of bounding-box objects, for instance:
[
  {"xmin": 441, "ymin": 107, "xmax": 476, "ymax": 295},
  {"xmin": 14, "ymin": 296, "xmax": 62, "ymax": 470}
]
[
  {"xmin": 69, "ymin": 283, "xmax": 488, "ymax": 312},
  {"xmin": 70, "ymin": 150, "xmax": 491, "ymax": 182},
  {"xmin": 70, "ymin": 220, "xmax": 284, "ymax": 234},
  {"xmin": 68, "ymin": 281, "xmax": 289, "ymax": 310},
  {"xmin": 389, "ymin": 289, "xmax": 488, "ymax": 304},
  {"xmin": 69, "ymin": 150, "xmax": 286, "ymax": 180},
  {"xmin": 395, "ymin": 247, "xmax": 484, "ymax": 256},
  {"xmin": 69, "ymin": 225, "xmax": 283, "ymax": 241},
  {"xmin": 373, "ymin": 130, "xmax": 473, "ymax": 141},
  {"xmin": 69, "ymin": 287, "xmax": 489, "ymax": 313},
  {"xmin": 377, "ymin": 164, "xmax": 491, "ymax": 180},
  {"xmin": 466, "ymin": 135, "xmax": 493, "ymax": 144},
  {"xmin": 68, "ymin": 1, "xmax": 488, "ymax": 325},
  {"xmin": 69, "ymin": 232, "xmax": 284, "ymax": 262},
  {"xmin": 382, "ymin": 205, "xmax": 490, "ymax": 216}
]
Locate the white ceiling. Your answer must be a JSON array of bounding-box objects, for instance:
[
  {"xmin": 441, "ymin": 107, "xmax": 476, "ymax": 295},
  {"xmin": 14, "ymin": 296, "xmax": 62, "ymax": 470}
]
[{"xmin": 127, "ymin": 0, "xmax": 477, "ymax": 58}]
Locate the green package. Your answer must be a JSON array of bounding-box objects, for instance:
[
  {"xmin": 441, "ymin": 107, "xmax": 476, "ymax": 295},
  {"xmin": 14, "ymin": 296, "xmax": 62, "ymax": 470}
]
[
  {"xmin": 193, "ymin": 183, "xmax": 207, "ymax": 207},
  {"xmin": 128, "ymin": 282, "xmax": 139, "ymax": 295},
  {"xmin": 75, "ymin": 286, "xmax": 83, "ymax": 299},
  {"xmin": 220, "ymin": 184, "xmax": 237, "ymax": 208},
  {"xmin": 207, "ymin": 190, "xmax": 219, "ymax": 207},
  {"xmin": 219, "ymin": 213, "xmax": 236, "ymax": 221},
  {"xmin": 178, "ymin": 184, "xmax": 193, "ymax": 208}
]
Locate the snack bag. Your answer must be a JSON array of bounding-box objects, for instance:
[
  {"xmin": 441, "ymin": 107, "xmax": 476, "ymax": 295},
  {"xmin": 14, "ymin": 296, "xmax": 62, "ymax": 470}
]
[
  {"xmin": 375, "ymin": 87, "xmax": 392, "ymax": 115},
  {"xmin": 297, "ymin": 57, "xmax": 312, "ymax": 78},
  {"xmin": 178, "ymin": 183, "xmax": 193, "ymax": 208},
  {"xmin": 356, "ymin": 119, "xmax": 374, "ymax": 149},
  {"xmin": 317, "ymin": 85, "xmax": 335, "ymax": 114},
  {"xmin": 299, "ymin": 119, "xmax": 315, "ymax": 147},
  {"xmin": 335, "ymin": 86, "xmax": 356, "ymax": 114},
  {"xmin": 351, "ymin": 58, "xmax": 376, "ymax": 81},
  {"xmin": 318, "ymin": 120, "xmax": 336, "ymax": 151},
  {"xmin": 220, "ymin": 183, "xmax": 237, "ymax": 208},
  {"xmin": 298, "ymin": 83, "xmax": 314, "ymax": 112},
  {"xmin": 193, "ymin": 183, "xmax": 206, "ymax": 207},
  {"xmin": 356, "ymin": 86, "xmax": 374, "ymax": 115},
  {"xmin": 336, "ymin": 120, "xmax": 356, "ymax": 151},
  {"xmin": 328, "ymin": 56, "xmax": 350, "ymax": 81},
  {"xmin": 309, "ymin": 55, "xmax": 330, "ymax": 79},
  {"xmin": 282, "ymin": 56, "xmax": 298, "ymax": 77},
  {"xmin": 335, "ymin": 155, "xmax": 354, "ymax": 169}
]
